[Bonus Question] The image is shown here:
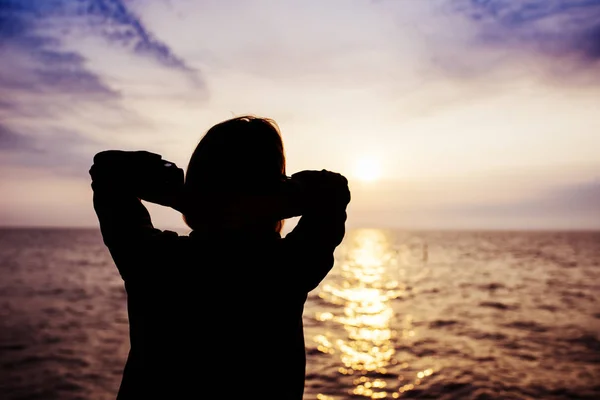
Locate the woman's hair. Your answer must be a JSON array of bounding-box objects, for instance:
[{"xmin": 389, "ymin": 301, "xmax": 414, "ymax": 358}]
[{"xmin": 183, "ymin": 115, "xmax": 286, "ymax": 232}]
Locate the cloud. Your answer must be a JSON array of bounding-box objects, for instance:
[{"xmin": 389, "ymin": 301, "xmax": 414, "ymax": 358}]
[
  {"xmin": 447, "ymin": 0, "xmax": 600, "ymax": 69},
  {"xmin": 439, "ymin": 178, "xmax": 600, "ymax": 229},
  {"xmin": 65, "ymin": 0, "xmax": 203, "ymax": 85},
  {"xmin": 0, "ymin": 0, "xmax": 207, "ymax": 176},
  {"xmin": 0, "ymin": 122, "xmax": 101, "ymax": 177},
  {"xmin": 0, "ymin": 123, "xmax": 31, "ymax": 150},
  {"xmin": 0, "ymin": 0, "xmax": 202, "ymax": 88},
  {"xmin": 0, "ymin": 0, "xmax": 206, "ymax": 98},
  {"xmin": 0, "ymin": 1, "xmax": 119, "ymax": 98},
  {"xmin": 517, "ymin": 179, "xmax": 600, "ymax": 217},
  {"xmin": 365, "ymin": 0, "xmax": 599, "ymax": 87}
]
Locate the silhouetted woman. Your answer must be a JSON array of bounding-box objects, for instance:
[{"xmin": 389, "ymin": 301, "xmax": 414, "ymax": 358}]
[{"xmin": 90, "ymin": 116, "xmax": 350, "ymax": 399}]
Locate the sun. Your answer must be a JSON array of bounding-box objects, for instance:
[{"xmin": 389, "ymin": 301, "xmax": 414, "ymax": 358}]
[{"xmin": 353, "ymin": 157, "xmax": 382, "ymax": 182}]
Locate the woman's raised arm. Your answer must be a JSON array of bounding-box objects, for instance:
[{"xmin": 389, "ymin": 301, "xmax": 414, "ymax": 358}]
[
  {"xmin": 282, "ymin": 170, "xmax": 351, "ymax": 292},
  {"xmin": 90, "ymin": 150, "xmax": 182, "ymax": 279}
]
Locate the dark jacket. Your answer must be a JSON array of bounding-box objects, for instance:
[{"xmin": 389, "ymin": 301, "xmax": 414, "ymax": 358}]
[{"xmin": 91, "ymin": 157, "xmax": 349, "ymax": 399}]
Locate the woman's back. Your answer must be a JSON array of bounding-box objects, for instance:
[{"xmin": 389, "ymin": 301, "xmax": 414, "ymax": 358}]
[{"xmin": 106, "ymin": 211, "xmax": 346, "ymax": 399}]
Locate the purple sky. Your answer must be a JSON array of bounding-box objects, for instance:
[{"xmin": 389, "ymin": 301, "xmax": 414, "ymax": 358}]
[{"xmin": 0, "ymin": 0, "xmax": 599, "ymax": 230}]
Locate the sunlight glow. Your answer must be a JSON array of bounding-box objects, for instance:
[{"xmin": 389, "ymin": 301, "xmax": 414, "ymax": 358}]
[{"xmin": 353, "ymin": 158, "xmax": 382, "ymax": 182}]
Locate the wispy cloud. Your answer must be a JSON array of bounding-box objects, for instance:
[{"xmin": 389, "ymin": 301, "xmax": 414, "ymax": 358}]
[
  {"xmin": 0, "ymin": 121, "xmax": 102, "ymax": 178},
  {"xmin": 0, "ymin": 0, "xmax": 206, "ymax": 173},
  {"xmin": 64, "ymin": 0, "xmax": 202, "ymax": 85},
  {"xmin": 452, "ymin": 0, "xmax": 600, "ymax": 58},
  {"xmin": 0, "ymin": 0, "xmax": 202, "ymax": 91},
  {"xmin": 0, "ymin": 1, "xmax": 119, "ymax": 99},
  {"xmin": 445, "ymin": 0, "xmax": 600, "ymax": 77},
  {"xmin": 0, "ymin": 123, "xmax": 30, "ymax": 150}
]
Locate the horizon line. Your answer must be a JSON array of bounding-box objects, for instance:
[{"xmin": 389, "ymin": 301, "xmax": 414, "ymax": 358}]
[{"xmin": 0, "ymin": 225, "xmax": 598, "ymax": 233}]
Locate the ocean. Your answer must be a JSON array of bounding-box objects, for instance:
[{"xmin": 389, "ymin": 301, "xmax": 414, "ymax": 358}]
[{"xmin": 0, "ymin": 228, "xmax": 599, "ymax": 399}]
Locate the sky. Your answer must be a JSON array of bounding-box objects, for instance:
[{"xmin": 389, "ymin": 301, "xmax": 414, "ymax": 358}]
[{"xmin": 0, "ymin": 0, "xmax": 599, "ymax": 230}]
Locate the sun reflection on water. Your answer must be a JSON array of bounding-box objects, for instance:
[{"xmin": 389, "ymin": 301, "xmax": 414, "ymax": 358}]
[{"xmin": 315, "ymin": 229, "xmax": 435, "ymax": 399}]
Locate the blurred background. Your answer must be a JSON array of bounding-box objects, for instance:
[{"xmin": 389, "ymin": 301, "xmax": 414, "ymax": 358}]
[{"xmin": 0, "ymin": 1, "xmax": 599, "ymax": 399}]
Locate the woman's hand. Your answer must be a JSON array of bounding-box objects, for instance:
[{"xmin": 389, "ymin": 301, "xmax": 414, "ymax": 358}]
[
  {"xmin": 290, "ymin": 169, "xmax": 351, "ymax": 212},
  {"xmin": 90, "ymin": 150, "xmax": 185, "ymax": 211}
]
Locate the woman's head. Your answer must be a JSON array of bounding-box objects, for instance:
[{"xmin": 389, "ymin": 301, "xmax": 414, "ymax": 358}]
[{"xmin": 183, "ymin": 115, "xmax": 286, "ymax": 232}]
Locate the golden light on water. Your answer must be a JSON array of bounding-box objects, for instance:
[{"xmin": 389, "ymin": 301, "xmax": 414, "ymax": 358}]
[
  {"xmin": 315, "ymin": 229, "xmax": 436, "ymax": 398},
  {"xmin": 316, "ymin": 394, "xmax": 335, "ymax": 400}
]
